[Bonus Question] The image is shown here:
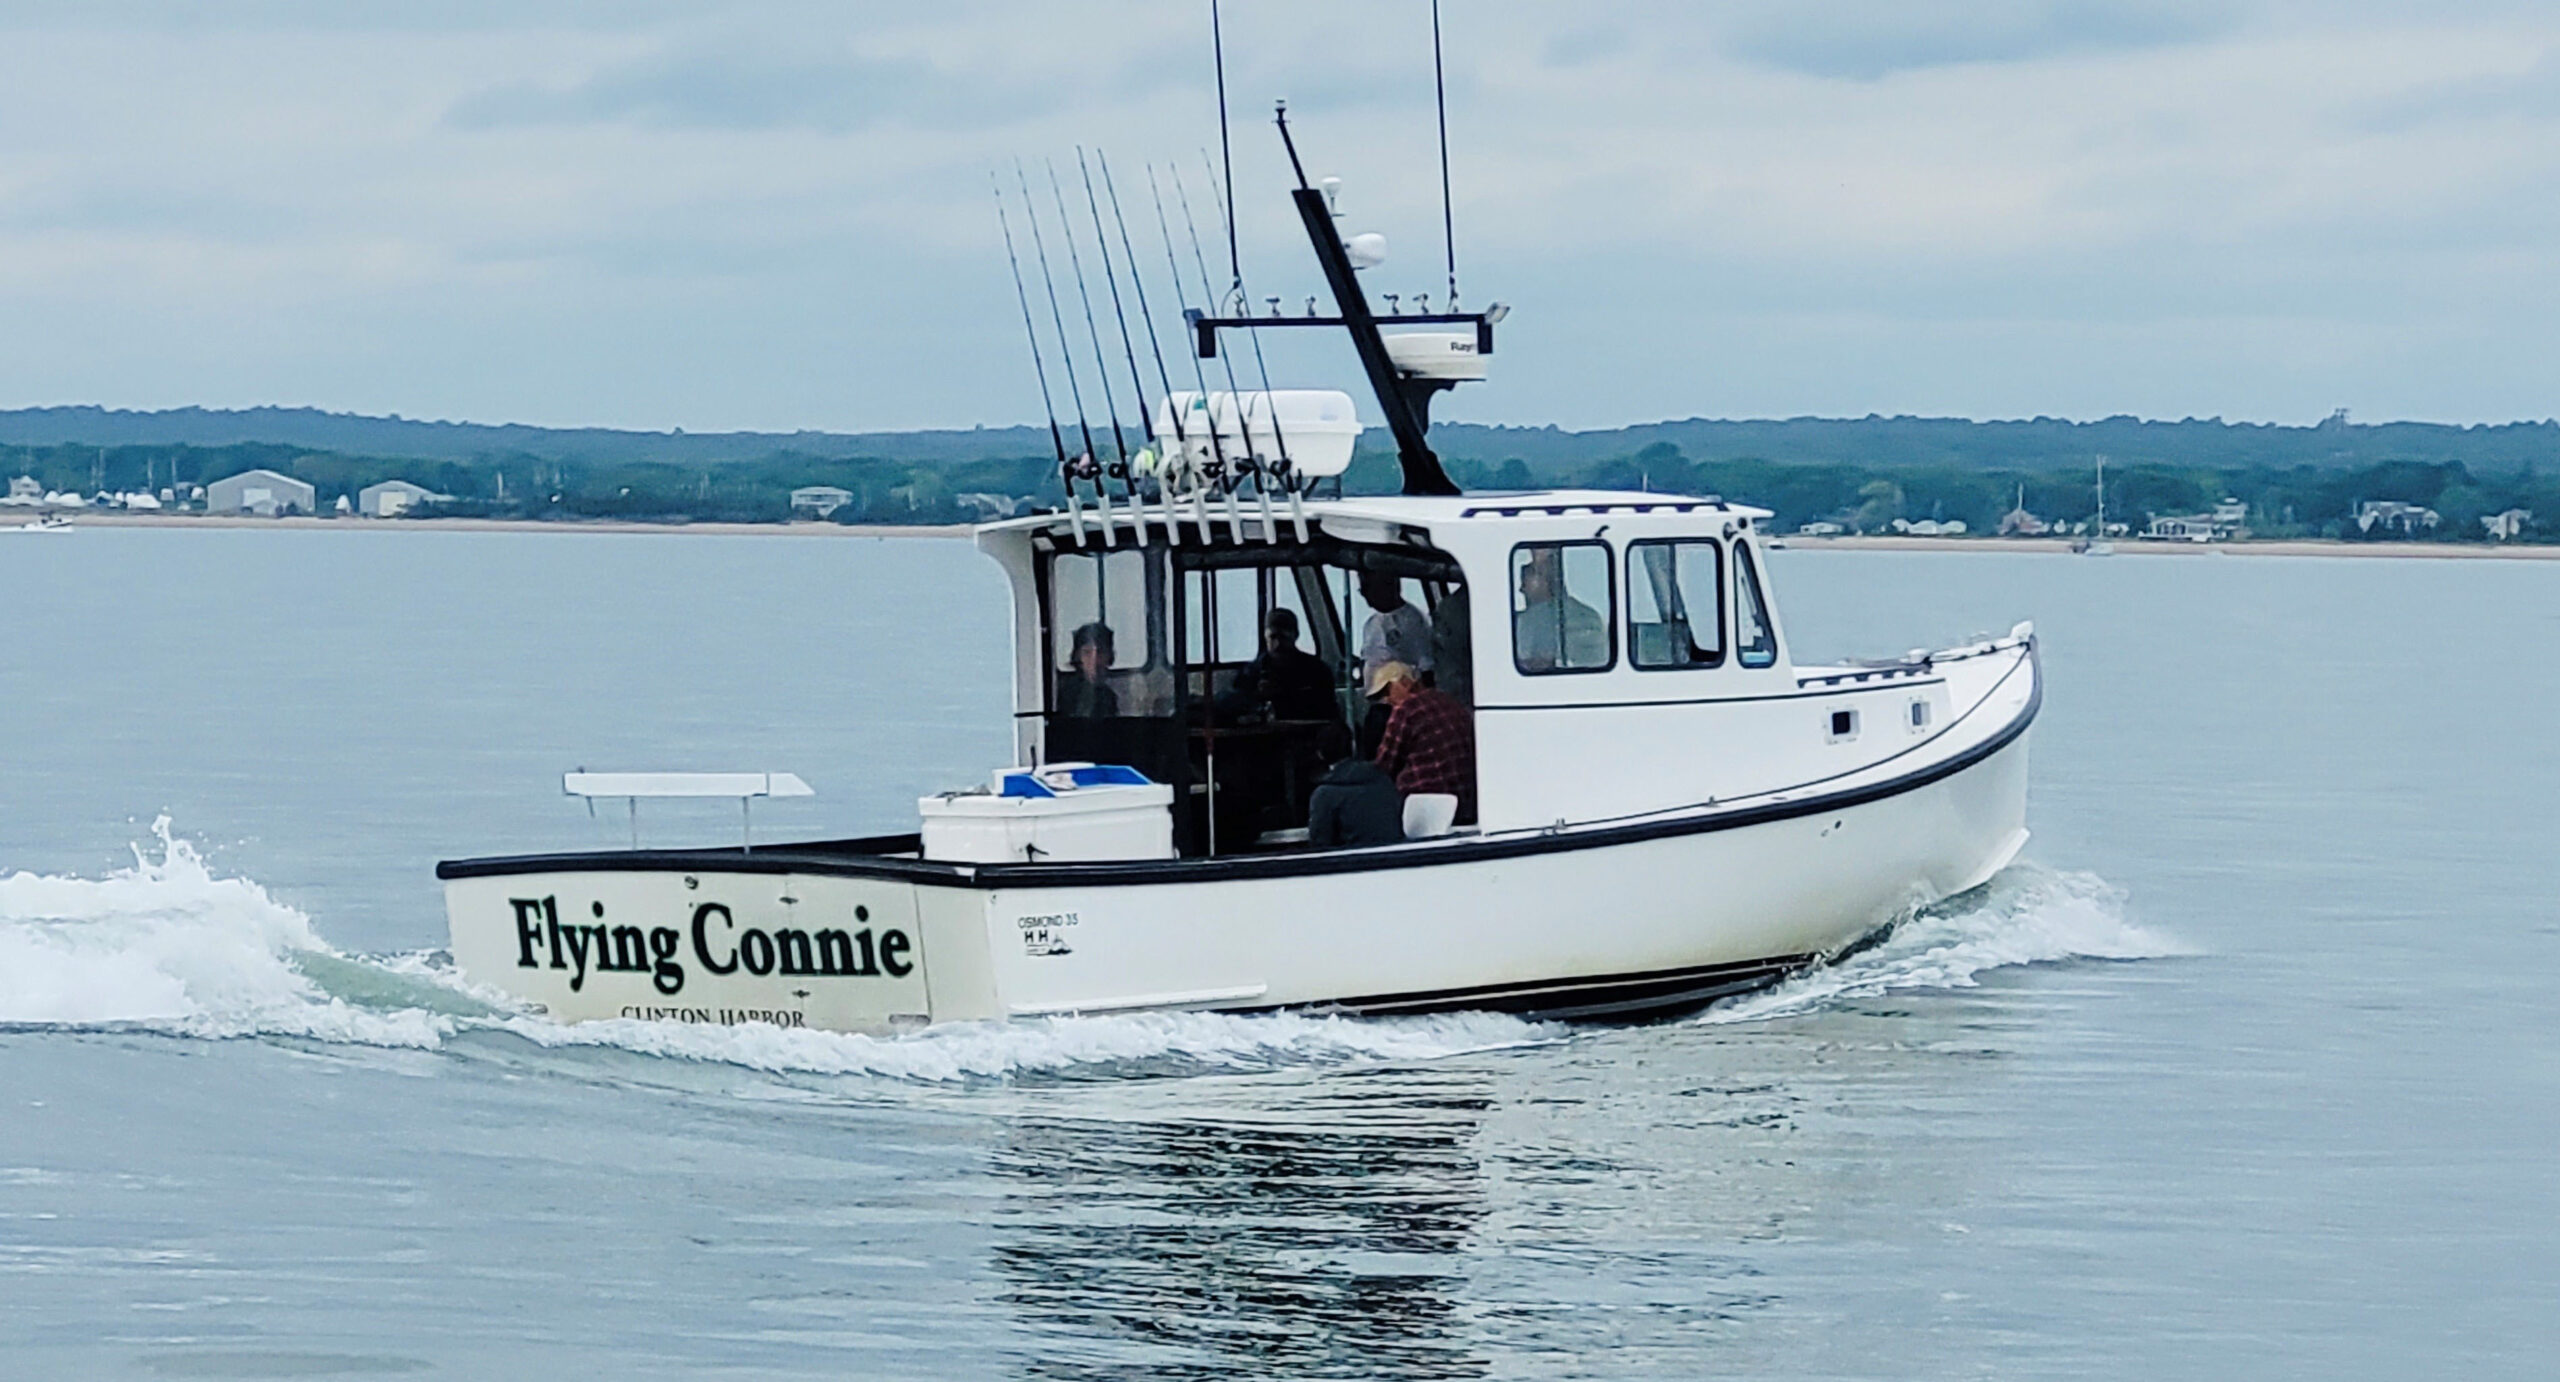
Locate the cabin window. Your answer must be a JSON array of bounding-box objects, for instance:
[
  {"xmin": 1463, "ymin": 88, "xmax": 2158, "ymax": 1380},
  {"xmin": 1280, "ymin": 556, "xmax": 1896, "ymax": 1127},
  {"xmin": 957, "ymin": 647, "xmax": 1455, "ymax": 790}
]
[
  {"xmin": 1733, "ymin": 546, "xmax": 1778, "ymax": 669},
  {"xmin": 1626, "ymin": 540, "xmax": 1726, "ymax": 670},
  {"xmin": 1510, "ymin": 542, "xmax": 1615, "ymax": 674},
  {"xmin": 1909, "ymin": 699, "xmax": 1931, "ymax": 730},
  {"xmin": 1050, "ymin": 548, "xmax": 1149, "ymax": 673},
  {"xmin": 1828, "ymin": 707, "xmax": 1860, "ymax": 742}
]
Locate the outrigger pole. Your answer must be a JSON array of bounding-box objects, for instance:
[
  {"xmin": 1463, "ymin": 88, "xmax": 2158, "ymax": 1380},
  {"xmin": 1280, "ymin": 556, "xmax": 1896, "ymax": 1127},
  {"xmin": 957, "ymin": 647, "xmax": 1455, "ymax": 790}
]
[
  {"xmin": 1016, "ymin": 162, "xmax": 1110, "ymax": 546},
  {"xmin": 1196, "ymin": 148, "xmax": 1300, "ymax": 543},
  {"xmin": 1172, "ymin": 168, "xmax": 1254, "ymax": 543},
  {"xmin": 992, "ymin": 175, "xmax": 1078, "ymax": 546}
]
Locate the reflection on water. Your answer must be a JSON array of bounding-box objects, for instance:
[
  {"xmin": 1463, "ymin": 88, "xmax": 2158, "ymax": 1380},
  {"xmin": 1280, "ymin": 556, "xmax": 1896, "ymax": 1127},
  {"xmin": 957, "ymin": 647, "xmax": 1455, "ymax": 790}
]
[{"xmin": 991, "ymin": 1069, "xmax": 1494, "ymax": 1379}]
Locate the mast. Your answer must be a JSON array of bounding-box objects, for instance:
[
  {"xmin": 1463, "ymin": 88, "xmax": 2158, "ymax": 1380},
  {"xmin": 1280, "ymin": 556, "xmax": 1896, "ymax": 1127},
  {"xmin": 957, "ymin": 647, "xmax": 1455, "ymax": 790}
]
[{"xmin": 1272, "ymin": 107, "xmax": 1459, "ymax": 497}]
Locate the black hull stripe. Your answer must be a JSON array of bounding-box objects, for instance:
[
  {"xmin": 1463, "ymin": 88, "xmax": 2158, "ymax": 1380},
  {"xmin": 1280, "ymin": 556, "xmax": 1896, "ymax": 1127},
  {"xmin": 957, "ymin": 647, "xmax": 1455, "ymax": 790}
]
[
  {"xmin": 1251, "ymin": 953, "xmax": 1816, "ymax": 1022},
  {"xmin": 438, "ymin": 645, "xmax": 2038, "ymax": 889}
]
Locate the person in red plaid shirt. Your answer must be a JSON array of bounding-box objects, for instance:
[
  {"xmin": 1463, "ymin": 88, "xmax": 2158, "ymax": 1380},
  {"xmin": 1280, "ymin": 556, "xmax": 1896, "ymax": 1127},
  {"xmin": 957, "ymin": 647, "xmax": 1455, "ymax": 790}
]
[{"xmin": 1367, "ymin": 661, "xmax": 1477, "ymax": 824}]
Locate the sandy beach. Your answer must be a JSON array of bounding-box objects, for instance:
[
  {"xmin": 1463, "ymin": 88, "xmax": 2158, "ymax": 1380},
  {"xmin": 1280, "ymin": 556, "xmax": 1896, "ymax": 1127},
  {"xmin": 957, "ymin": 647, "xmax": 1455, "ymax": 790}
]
[{"xmin": 11, "ymin": 509, "xmax": 2557, "ymax": 558}]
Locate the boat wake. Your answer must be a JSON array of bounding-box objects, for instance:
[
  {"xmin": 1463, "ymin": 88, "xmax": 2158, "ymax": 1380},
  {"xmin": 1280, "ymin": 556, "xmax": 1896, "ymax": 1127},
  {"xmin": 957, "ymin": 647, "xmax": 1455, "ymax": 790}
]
[
  {"xmin": 1697, "ymin": 865, "xmax": 2191, "ymax": 1026},
  {"xmin": 1, "ymin": 821, "xmax": 2185, "ymax": 1083}
]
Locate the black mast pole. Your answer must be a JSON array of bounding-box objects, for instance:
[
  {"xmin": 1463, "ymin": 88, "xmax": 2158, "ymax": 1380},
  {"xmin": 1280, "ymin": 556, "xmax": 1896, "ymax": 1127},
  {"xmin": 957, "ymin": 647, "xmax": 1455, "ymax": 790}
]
[{"xmin": 1273, "ymin": 106, "xmax": 1458, "ymax": 497}]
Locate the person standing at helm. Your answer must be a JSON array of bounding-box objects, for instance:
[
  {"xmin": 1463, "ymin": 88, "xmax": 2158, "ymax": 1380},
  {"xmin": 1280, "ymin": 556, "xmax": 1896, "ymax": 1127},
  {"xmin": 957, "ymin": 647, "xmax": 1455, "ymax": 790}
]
[{"xmin": 1358, "ymin": 571, "xmax": 1433, "ymax": 685}]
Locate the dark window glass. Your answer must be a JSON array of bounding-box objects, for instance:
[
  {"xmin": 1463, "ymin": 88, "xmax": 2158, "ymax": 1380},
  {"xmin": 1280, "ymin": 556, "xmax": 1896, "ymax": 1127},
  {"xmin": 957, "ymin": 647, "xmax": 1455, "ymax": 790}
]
[
  {"xmin": 1734, "ymin": 546, "xmax": 1778, "ymax": 669},
  {"xmin": 1509, "ymin": 542, "xmax": 1615, "ymax": 674},
  {"xmin": 1627, "ymin": 540, "xmax": 1726, "ymax": 670}
]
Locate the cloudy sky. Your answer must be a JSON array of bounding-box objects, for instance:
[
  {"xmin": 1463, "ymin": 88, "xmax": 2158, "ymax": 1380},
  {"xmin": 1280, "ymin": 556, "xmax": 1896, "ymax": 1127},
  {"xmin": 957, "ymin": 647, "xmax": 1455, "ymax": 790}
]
[{"xmin": 0, "ymin": 0, "xmax": 2555, "ymax": 433}]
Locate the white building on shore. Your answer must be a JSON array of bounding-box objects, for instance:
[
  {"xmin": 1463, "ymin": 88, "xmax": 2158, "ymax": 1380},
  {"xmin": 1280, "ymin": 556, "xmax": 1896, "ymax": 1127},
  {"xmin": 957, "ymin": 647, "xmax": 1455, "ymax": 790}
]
[
  {"xmin": 358, "ymin": 480, "xmax": 451, "ymax": 518},
  {"xmin": 205, "ymin": 468, "xmax": 316, "ymax": 517}
]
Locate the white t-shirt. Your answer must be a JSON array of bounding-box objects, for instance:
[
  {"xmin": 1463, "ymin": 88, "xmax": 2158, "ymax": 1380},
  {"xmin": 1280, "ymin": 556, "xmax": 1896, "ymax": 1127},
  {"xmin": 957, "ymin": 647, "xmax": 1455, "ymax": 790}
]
[{"xmin": 1361, "ymin": 601, "xmax": 1434, "ymax": 679}]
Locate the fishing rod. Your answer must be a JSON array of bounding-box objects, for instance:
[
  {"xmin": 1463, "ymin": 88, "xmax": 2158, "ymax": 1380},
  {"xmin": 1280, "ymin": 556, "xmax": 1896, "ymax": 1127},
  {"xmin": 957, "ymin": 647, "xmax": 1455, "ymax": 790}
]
[
  {"xmin": 1148, "ymin": 163, "xmax": 1231, "ymax": 545},
  {"xmin": 1048, "ymin": 159, "xmax": 1130, "ymax": 544},
  {"xmin": 1017, "ymin": 161, "xmax": 1110, "ymax": 547},
  {"xmin": 1080, "ymin": 148, "xmax": 1168, "ymax": 546},
  {"xmin": 1100, "ymin": 151, "xmax": 1189, "ymax": 546},
  {"xmin": 1196, "ymin": 146, "xmax": 1304, "ymax": 543},
  {"xmin": 1172, "ymin": 165, "xmax": 1257, "ymax": 543},
  {"xmin": 992, "ymin": 174, "xmax": 1077, "ymax": 546}
]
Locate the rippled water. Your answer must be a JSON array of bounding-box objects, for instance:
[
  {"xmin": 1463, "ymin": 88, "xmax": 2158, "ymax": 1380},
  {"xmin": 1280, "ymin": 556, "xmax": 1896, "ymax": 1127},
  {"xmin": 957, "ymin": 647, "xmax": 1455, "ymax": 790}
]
[{"xmin": 2, "ymin": 529, "xmax": 2554, "ymax": 1379}]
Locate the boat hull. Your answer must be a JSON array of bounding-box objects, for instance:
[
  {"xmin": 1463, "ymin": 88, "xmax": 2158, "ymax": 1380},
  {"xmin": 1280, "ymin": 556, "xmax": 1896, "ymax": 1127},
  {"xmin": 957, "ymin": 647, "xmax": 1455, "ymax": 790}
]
[{"xmin": 442, "ymin": 687, "xmax": 2032, "ymax": 1032}]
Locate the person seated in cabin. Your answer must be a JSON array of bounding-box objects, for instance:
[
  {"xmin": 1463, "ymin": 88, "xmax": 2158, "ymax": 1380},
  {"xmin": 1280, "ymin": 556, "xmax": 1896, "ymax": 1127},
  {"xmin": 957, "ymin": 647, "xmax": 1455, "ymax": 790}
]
[
  {"xmin": 1368, "ymin": 660, "xmax": 1476, "ymax": 824},
  {"xmin": 1221, "ymin": 607, "xmax": 1336, "ymax": 723},
  {"xmin": 1512, "ymin": 547, "xmax": 1607, "ymax": 672},
  {"xmin": 1307, "ymin": 721, "xmax": 1404, "ymax": 847},
  {"xmin": 1055, "ymin": 622, "xmax": 1120, "ymax": 718}
]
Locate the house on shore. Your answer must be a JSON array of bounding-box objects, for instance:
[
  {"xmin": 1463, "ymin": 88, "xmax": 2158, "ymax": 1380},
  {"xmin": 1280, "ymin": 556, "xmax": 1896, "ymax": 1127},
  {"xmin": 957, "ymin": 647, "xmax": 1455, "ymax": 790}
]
[
  {"xmin": 2354, "ymin": 500, "xmax": 2439, "ymax": 537},
  {"xmin": 790, "ymin": 486, "xmax": 855, "ymax": 520},
  {"xmin": 4, "ymin": 476, "xmax": 39, "ymax": 506},
  {"xmin": 205, "ymin": 469, "xmax": 316, "ymax": 517},
  {"xmin": 2482, "ymin": 508, "xmax": 2532, "ymax": 541},
  {"xmin": 358, "ymin": 480, "xmax": 451, "ymax": 518},
  {"xmin": 2144, "ymin": 498, "xmax": 2249, "ymax": 543}
]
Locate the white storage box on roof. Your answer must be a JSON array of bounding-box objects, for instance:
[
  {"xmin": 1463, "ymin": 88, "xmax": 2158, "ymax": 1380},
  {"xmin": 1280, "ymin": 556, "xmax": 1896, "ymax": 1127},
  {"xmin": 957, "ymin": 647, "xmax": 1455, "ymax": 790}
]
[
  {"xmin": 1153, "ymin": 390, "xmax": 1362, "ymax": 478},
  {"xmin": 919, "ymin": 763, "xmax": 1175, "ymax": 864}
]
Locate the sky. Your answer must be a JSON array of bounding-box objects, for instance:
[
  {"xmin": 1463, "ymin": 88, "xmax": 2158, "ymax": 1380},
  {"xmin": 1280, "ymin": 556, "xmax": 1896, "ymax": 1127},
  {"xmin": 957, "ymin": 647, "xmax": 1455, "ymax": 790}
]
[{"xmin": 0, "ymin": 0, "xmax": 2556, "ymax": 434}]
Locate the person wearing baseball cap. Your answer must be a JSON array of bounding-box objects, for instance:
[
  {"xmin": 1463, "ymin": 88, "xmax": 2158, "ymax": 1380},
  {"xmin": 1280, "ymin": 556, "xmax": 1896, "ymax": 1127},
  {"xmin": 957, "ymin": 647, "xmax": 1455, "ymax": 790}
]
[{"xmin": 1367, "ymin": 659, "xmax": 1475, "ymax": 823}]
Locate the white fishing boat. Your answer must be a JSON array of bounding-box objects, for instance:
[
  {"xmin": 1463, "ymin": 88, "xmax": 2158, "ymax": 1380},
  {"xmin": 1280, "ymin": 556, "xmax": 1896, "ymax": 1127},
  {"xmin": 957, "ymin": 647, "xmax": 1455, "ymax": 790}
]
[
  {"xmin": 437, "ymin": 93, "xmax": 2039, "ymax": 1034},
  {"xmin": 10, "ymin": 513, "xmax": 74, "ymax": 533}
]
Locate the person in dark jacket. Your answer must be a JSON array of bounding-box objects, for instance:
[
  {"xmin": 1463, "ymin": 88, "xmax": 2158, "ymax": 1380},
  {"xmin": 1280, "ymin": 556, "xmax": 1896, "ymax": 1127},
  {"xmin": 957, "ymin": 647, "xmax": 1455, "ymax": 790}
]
[
  {"xmin": 1055, "ymin": 622, "xmax": 1119, "ymax": 718},
  {"xmin": 1308, "ymin": 756, "xmax": 1404, "ymax": 847},
  {"xmin": 1224, "ymin": 607, "xmax": 1336, "ymax": 722}
]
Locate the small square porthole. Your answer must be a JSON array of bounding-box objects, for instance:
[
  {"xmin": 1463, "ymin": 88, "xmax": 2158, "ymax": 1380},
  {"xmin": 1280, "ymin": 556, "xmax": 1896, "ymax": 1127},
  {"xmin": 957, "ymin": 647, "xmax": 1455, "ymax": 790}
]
[
  {"xmin": 1827, "ymin": 707, "xmax": 1859, "ymax": 742},
  {"xmin": 1909, "ymin": 699, "xmax": 1931, "ymax": 730}
]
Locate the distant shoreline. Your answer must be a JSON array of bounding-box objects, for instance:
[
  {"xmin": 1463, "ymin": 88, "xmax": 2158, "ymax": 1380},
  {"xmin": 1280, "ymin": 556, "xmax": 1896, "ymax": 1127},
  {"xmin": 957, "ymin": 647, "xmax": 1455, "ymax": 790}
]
[
  {"xmin": 9, "ymin": 512, "xmax": 973, "ymax": 538},
  {"xmin": 12, "ymin": 511, "xmax": 2558, "ymax": 559},
  {"xmin": 1781, "ymin": 534, "xmax": 2560, "ymax": 560}
]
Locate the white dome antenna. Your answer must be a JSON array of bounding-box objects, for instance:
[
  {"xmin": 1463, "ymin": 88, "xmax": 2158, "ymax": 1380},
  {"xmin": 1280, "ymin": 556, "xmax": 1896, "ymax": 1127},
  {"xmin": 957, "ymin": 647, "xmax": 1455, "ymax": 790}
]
[{"xmin": 1345, "ymin": 233, "xmax": 1386, "ymax": 270}]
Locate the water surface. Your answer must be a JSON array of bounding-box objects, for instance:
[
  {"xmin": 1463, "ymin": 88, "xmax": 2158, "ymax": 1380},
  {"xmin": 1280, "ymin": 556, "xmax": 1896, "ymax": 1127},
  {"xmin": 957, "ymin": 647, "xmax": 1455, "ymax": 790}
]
[{"xmin": 2, "ymin": 529, "xmax": 2553, "ymax": 1378}]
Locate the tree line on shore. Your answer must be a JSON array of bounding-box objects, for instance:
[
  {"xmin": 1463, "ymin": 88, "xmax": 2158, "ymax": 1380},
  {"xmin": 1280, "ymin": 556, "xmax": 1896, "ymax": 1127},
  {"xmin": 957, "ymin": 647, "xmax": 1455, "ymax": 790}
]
[{"xmin": 10, "ymin": 434, "xmax": 2552, "ymax": 541}]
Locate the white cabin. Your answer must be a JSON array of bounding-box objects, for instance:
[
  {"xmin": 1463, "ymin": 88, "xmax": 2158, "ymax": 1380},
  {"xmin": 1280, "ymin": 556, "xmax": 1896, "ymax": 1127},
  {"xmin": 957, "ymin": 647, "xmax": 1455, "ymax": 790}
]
[{"xmin": 973, "ymin": 490, "xmax": 1953, "ymax": 854}]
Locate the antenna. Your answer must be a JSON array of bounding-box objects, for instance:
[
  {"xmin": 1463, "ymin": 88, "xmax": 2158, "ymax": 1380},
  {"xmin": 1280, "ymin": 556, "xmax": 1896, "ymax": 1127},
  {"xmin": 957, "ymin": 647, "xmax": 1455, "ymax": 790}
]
[
  {"xmin": 1432, "ymin": 0, "xmax": 1457, "ymax": 308},
  {"xmin": 991, "ymin": 175, "xmax": 1075, "ymax": 539},
  {"xmin": 1212, "ymin": 0, "xmax": 1240, "ymax": 293}
]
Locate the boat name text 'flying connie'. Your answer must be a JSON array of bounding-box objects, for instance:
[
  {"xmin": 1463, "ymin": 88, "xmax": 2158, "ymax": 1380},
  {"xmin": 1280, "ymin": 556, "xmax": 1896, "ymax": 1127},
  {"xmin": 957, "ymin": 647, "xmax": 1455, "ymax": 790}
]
[{"xmin": 507, "ymin": 896, "xmax": 914, "ymax": 995}]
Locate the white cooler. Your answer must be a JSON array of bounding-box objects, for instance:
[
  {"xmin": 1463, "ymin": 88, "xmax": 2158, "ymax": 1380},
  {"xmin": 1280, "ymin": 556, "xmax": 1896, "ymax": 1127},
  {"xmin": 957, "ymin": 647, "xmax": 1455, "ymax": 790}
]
[{"xmin": 918, "ymin": 763, "xmax": 1175, "ymax": 864}]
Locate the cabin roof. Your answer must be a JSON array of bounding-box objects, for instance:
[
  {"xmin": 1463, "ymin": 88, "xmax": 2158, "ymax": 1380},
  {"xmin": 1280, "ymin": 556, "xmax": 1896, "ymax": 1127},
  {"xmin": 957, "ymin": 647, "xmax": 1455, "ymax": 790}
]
[{"xmin": 973, "ymin": 488, "xmax": 1772, "ymax": 542}]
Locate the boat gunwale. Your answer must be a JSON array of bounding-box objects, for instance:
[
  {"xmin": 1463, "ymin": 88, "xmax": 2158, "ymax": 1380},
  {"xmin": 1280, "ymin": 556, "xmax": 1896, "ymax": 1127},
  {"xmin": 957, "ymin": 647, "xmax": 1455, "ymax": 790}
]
[{"xmin": 435, "ymin": 641, "xmax": 2039, "ymax": 889}]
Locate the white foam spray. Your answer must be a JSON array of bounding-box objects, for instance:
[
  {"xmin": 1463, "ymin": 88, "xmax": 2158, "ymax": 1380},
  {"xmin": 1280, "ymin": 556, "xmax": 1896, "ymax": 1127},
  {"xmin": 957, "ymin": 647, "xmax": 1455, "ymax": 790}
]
[
  {"xmin": 1698, "ymin": 863, "xmax": 2191, "ymax": 1026},
  {"xmin": 0, "ymin": 818, "xmax": 450, "ymax": 1047},
  {"xmin": 1, "ymin": 823, "xmax": 2182, "ymax": 1082}
]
